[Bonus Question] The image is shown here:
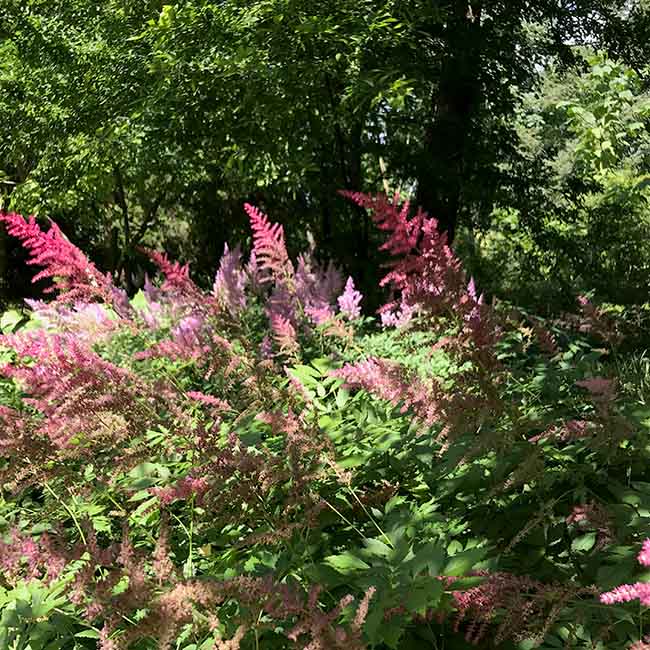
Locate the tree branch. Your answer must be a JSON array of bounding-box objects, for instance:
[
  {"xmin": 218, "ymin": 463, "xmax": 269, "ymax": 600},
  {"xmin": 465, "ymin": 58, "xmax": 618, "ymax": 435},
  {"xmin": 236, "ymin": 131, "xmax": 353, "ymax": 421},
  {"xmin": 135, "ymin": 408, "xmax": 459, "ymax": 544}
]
[
  {"xmin": 132, "ymin": 193, "xmax": 164, "ymax": 246},
  {"xmin": 113, "ymin": 165, "xmax": 130, "ymax": 251}
]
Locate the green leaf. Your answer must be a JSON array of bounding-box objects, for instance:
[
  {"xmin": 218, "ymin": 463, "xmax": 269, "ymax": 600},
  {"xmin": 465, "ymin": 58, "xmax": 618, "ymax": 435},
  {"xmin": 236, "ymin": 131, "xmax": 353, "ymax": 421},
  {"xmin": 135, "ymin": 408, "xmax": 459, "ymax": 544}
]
[
  {"xmin": 311, "ymin": 358, "xmax": 334, "ymax": 374},
  {"xmin": 364, "ymin": 598, "xmax": 386, "ymax": 644},
  {"xmin": 338, "ymin": 454, "xmax": 368, "ymax": 468},
  {"xmin": 324, "ymin": 551, "xmax": 369, "ymax": 573},
  {"xmin": 442, "ymin": 548, "xmax": 486, "ymax": 577},
  {"xmin": 407, "ymin": 543, "xmax": 446, "ymax": 576},
  {"xmin": 571, "ymin": 532, "xmax": 597, "ymax": 552},
  {"xmin": 403, "ymin": 578, "xmax": 443, "ymax": 614},
  {"xmin": 363, "ymin": 537, "xmax": 393, "ymax": 559},
  {"xmin": 292, "ymin": 364, "xmax": 320, "ymax": 379},
  {"xmin": 381, "ymin": 620, "xmax": 405, "ymax": 649},
  {"xmin": 130, "ymin": 290, "xmax": 148, "ymax": 312},
  {"xmin": 335, "ymin": 388, "xmax": 350, "ymax": 408},
  {"xmin": 0, "ymin": 309, "xmax": 23, "ymax": 333}
]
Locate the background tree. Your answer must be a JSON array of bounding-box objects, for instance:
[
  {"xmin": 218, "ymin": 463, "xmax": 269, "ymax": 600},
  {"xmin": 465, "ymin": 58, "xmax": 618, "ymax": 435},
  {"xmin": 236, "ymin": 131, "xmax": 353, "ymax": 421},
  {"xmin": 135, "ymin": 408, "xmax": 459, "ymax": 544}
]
[
  {"xmin": 1, "ymin": 0, "xmax": 649, "ymax": 306},
  {"xmin": 462, "ymin": 51, "xmax": 650, "ymax": 308}
]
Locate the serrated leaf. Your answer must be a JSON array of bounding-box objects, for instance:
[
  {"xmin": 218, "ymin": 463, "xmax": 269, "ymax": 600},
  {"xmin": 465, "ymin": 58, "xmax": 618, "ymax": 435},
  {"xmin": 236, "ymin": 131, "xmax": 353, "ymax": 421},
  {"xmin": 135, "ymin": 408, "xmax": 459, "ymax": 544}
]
[
  {"xmin": 404, "ymin": 579, "xmax": 443, "ymax": 614},
  {"xmin": 364, "ymin": 599, "xmax": 385, "ymax": 644},
  {"xmin": 336, "ymin": 388, "xmax": 350, "ymax": 408},
  {"xmin": 407, "ymin": 543, "xmax": 446, "ymax": 576},
  {"xmin": 311, "ymin": 357, "xmax": 333, "ymax": 374},
  {"xmin": 381, "ymin": 620, "xmax": 405, "ymax": 648},
  {"xmin": 292, "ymin": 364, "xmax": 320, "ymax": 380},
  {"xmin": 338, "ymin": 454, "xmax": 367, "ymax": 468}
]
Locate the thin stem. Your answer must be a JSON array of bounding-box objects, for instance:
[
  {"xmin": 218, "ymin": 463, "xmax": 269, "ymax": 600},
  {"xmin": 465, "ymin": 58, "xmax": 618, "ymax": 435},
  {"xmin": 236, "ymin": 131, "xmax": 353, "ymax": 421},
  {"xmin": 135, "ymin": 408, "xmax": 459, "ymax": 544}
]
[
  {"xmin": 347, "ymin": 486, "xmax": 393, "ymax": 548},
  {"xmin": 188, "ymin": 495, "xmax": 195, "ymax": 576},
  {"xmin": 171, "ymin": 497, "xmax": 195, "ymax": 577},
  {"xmin": 321, "ymin": 497, "xmax": 367, "ymax": 541},
  {"xmin": 43, "ymin": 482, "xmax": 86, "ymax": 545},
  {"xmin": 255, "ymin": 609, "xmax": 263, "ymax": 650}
]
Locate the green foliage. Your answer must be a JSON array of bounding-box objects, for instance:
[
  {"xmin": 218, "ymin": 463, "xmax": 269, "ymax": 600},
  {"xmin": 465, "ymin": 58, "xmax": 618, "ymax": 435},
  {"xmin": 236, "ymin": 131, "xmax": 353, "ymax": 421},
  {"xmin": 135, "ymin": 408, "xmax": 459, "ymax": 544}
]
[
  {"xmin": 3, "ymin": 282, "xmax": 650, "ymax": 648},
  {"xmin": 0, "ymin": 579, "xmax": 89, "ymax": 650},
  {"xmin": 465, "ymin": 51, "xmax": 650, "ymax": 308},
  {"xmin": 2, "ymin": 1, "xmax": 646, "ymax": 302}
]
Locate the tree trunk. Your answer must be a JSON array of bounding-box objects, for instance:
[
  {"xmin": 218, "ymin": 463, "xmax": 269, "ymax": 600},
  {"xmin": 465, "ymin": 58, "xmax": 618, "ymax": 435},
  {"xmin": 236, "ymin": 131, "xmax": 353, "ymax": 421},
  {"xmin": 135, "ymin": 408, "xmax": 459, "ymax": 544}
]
[
  {"xmin": 113, "ymin": 166, "xmax": 134, "ymax": 294},
  {"xmin": 348, "ymin": 119, "xmax": 370, "ymax": 258},
  {"xmin": 416, "ymin": 2, "xmax": 483, "ymax": 243}
]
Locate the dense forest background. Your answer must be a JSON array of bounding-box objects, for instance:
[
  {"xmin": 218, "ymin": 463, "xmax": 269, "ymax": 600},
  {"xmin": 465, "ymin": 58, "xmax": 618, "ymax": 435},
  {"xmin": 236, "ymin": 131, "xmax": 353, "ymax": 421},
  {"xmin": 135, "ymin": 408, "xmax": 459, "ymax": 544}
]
[{"xmin": 1, "ymin": 0, "xmax": 650, "ymax": 309}]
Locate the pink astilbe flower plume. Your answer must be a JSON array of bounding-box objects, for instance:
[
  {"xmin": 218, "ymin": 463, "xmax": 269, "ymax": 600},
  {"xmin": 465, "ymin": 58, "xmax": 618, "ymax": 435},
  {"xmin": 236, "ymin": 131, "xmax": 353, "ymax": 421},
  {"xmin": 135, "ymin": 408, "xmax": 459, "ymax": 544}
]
[
  {"xmin": 24, "ymin": 299, "xmax": 119, "ymax": 342},
  {"xmin": 453, "ymin": 572, "xmax": 593, "ymax": 645},
  {"xmin": 530, "ymin": 419, "xmax": 591, "ymax": 443},
  {"xmin": 639, "ymin": 539, "xmax": 650, "ymax": 567},
  {"xmin": 0, "ymin": 329, "xmax": 158, "ymax": 486},
  {"xmin": 531, "ymin": 320, "xmax": 559, "ymax": 356},
  {"xmin": 212, "ymin": 243, "xmax": 248, "ymax": 314},
  {"xmin": 245, "ymin": 250, "xmax": 263, "ymax": 293},
  {"xmin": 575, "ymin": 376, "xmax": 617, "ymax": 402},
  {"xmin": 120, "ymin": 576, "xmax": 371, "ymax": 650},
  {"xmin": 143, "ymin": 249, "xmax": 198, "ymax": 294},
  {"xmin": 244, "ymin": 203, "xmax": 293, "ymax": 283},
  {"xmin": 186, "ymin": 391, "xmax": 231, "ymax": 412},
  {"xmin": 152, "ymin": 475, "xmax": 210, "ymax": 505},
  {"xmin": 321, "ymin": 259, "xmax": 345, "ymax": 300},
  {"xmin": 339, "ymin": 191, "xmax": 425, "ymax": 258},
  {"xmin": 295, "ymin": 253, "xmax": 337, "ymax": 325},
  {"xmin": 269, "ymin": 313, "xmax": 299, "ymax": 357},
  {"xmin": 266, "ymin": 281, "xmax": 298, "ymax": 325},
  {"xmin": 244, "ymin": 202, "xmax": 355, "ymax": 342},
  {"xmin": 135, "ymin": 313, "xmax": 217, "ymax": 363},
  {"xmin": 339, "ymin": 192, "xmax": 496, "ymax": 346},
  {"xmin": 576, "ymin": 294, "xmax": 621, "ymax": 344},
  {"xmin": 172, "ymin": 313, "xmax": 205, "ymax": 348},
  {"xmin": 338, "ymin": 276, "xmax": 363, "ymax": 319},
  {"xmin": 380, "ymin": 298, "xmax": 415, "ymax": 328},
  {"xmin": 136, "ymin": 326, "xmax": 242, "ymax": 392},
  {"xmin": 339, "ymin": 192, "xmax": 435, "ymax": 317},
  {"xmin": 152, "ymin": 521, "xmax": 176, "ymax": 585},
  {"xmin": 334, "ymin": 357, "xmax": 440, "ymax": 427},
  {"xmin": 0, "ymin": 212, "xmax": 115, "ymax": 304},
  {"xmin": 0, "ymin": 528, "xmax": 66, "ymax": 584},
  {"xmin": 67, "ymin": 527, "xmax": 153, "ymax": 645},
  {"xmin": 601, "ymin": 538, "xmax": 650, "ymax": 609},
  {"xmin": 601, "ymin": 582, "xmax": 650, "ymax": 606}
]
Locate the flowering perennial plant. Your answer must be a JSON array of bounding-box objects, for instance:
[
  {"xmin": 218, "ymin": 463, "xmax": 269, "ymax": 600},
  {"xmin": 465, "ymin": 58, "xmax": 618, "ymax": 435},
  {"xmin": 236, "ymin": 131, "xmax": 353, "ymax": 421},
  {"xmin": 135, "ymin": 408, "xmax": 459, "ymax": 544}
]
[
  {"xmin": 212, "ymin": 243, "xmax": 248, "ymax": 314},
  {"xmin": 600, "ymin": 538, "xmax": 650, "ymax": 608},
  {"xmin": 0, "ymin": 196, "xmax": 649, "ymax": 650},
  {"xmin": 0, "ymin": 212, "xmax": 115, "ymax": 305},
  {"xmin": 338, "ymin": 276, "xmax": 363, "ymax": 320}
]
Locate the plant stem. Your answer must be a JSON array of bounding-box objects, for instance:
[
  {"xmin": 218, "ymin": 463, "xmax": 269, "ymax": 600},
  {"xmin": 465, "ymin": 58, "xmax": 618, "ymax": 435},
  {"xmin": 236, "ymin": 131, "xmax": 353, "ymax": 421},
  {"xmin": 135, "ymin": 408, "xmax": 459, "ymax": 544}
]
[{"xmin": 43, "ymin": 482, "xmax": 86, "ymax": 545}]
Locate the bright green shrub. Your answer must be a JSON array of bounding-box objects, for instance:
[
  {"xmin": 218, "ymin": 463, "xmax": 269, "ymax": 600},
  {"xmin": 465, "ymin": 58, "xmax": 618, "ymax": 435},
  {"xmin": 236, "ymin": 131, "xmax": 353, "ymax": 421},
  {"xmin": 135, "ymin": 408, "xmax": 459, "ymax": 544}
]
[{"xmin": 464, "ymin": 52, "xmax": 650, "ymax": 309}]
